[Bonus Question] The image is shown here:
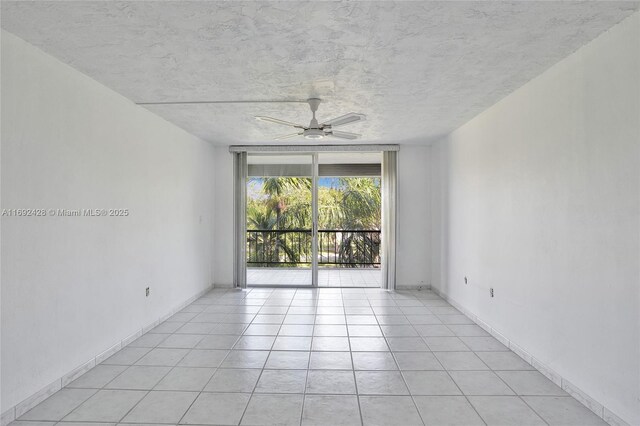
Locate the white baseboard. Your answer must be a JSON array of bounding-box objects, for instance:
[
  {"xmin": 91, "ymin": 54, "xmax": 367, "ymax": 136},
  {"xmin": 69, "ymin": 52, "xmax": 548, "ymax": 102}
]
[
  {"xmin": 395, "ymin": 284, "xmax": 432, "ymax": 291},
  {"xmin": 1, "ymin": 283, "xmax": 214, "ymax": 426},
  {"xmin": 213, "ymin": 282, "xmax": 234, "ymax": 288},
  {"xmin": 429, "ymin": 286, "xmax": 629, "ymax": 426}
]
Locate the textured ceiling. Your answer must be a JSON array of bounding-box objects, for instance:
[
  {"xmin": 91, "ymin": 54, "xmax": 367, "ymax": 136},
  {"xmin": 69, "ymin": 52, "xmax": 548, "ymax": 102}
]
[{"xmin": 2, "ymin": 1, "xmax": 638, "ymax": 145}]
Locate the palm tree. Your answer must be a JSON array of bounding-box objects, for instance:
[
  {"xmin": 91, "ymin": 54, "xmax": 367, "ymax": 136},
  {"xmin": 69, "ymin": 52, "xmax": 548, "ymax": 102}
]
[
  {"xmin": 262, "ymin": 177, "xmax": 311, "ymax": 229},
  {"xmin": 248, "ymin": 177, "xmax": 312, "ymax": 265},
  {"xmin": 246, "ymin": 205, "xmax": 276, "ymax": 265},
  {"xmin": 336, "ymin": 178, "xmax": 381, "ymax": 267}
]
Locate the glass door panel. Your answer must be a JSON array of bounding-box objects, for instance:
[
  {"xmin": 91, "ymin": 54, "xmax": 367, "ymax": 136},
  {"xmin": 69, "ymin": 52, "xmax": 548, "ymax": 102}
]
[
  {"xmin": 316, "ymin": 152, "xmax": 382, "ymax": 287},
  {"xmin": 246, "ymin": 154, "xmax": 314, "ymax": 286}
]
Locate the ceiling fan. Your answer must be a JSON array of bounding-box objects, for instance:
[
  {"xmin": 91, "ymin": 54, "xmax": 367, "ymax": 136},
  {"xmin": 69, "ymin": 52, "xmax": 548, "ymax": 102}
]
[{"xmin": 255, "ymin": 98, "xmax": 366, "ymax": 140}]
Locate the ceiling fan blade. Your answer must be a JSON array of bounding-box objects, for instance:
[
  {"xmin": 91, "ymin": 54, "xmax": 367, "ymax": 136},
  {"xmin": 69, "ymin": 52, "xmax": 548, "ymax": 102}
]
[
  {"xmin": 329, "ymin": 130, "xmax": 361, "ymax": 140},
  {"xmin": 274, "ymin": 133, "xmax": 303, "ymax": 140},
  {"xmin": 321, "ymin": 113, "xmax": 366, "ymax": 128},
  {"xmin": 255, "ymin": 116, "xmax": 305, "ymax": 128}
]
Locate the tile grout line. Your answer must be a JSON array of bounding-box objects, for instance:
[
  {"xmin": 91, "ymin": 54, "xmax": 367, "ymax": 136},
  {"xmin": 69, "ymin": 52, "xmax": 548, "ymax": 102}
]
[
  {"xmin": 429, "ymin": 286, "xmax": 624, "ymax": 426},
  {"xmin": 10, "ymin": 287, "xmax": 611, "ymax": 426},
  {"xmin": 27, "ymin": 333, "xmax": 169, "ymax": 424},
  {"xmin": 345, "ymin": 288, "xmax": 365, "ymax": 426},
  {"xmin": 407, "ymin": 293, "xmax": 489, "ymax": 425},
  {"xmin": 430, "ymin": 321, "xmax": 490, "ymax": 426},
  {"xmin": 425, "ymin": 306, "xmax": 548, "ymax": 426},
  {"xmin": 3, "ymin": 284, "xmax": 215, "ymax": 426},
  {"xmin": 298, "ymin": 287, "xmax": 314, "ymax": 426},
  {"xmin": 231, "ymin": 288, "xmax": 259, "ymax": 426},
  {"xmin": 180, "ymin": 287, "xmax": 235, "ymax": 425},
  {"xmin": 178, "ymin": 286, "xmax": 242, "ymax": 425},
  {"xmin": 380, "ymin": 299, "xmax": 427, "ymax": 426},
  {"xmin": 237, "ymin": 287, "xmax": 295, "ymax": 426}
]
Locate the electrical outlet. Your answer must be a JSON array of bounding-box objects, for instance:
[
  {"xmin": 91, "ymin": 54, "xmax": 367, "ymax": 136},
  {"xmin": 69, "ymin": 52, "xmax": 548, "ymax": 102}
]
[
  {"xmin": 464, "ymin": 276, "xmax": 468, "ymax": 285},
  {"xmin": 145, "ymin": 287, "xmax": 150, "ymax": 297},
  {"xmin": 490, "ymin": 288, "xmax": 494, "ymax": 298}
]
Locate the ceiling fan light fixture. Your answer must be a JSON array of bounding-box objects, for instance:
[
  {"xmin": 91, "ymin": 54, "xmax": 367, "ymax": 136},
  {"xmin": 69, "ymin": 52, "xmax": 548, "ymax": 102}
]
[{"xmin": 303, "ymin": 129, "xmax": 324, "ymax": 139}]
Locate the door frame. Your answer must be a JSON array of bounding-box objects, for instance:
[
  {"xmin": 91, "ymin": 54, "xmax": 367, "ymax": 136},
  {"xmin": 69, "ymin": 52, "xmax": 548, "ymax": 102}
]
[
  {"xmin": 311, "ymin": 152, "xmax": 319, "ymax": 287},
  {"xmin": 232, "ymin": 145, "xmax": 398, "ymax": 290}
]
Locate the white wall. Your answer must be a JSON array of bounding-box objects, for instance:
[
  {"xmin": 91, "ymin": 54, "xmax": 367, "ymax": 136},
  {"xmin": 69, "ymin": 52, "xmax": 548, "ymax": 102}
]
[
  {"xmin": 212, "ymin": 146, "xmax": 431, "ymax": 288},
  {"xmin": 397, "ymin": 146, "xmax": 431, "ymax": 287},
  {"xmin": 1, "ymin": 31, "xmax": 216, "ymax": 411},
  {"xmin": 430, "ymin": 13, "xmax": 639, "ymax": 424}
]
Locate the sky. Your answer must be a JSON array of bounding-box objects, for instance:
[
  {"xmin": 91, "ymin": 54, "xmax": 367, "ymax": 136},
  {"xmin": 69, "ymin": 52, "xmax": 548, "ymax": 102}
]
[
  {"xmin": 248, "ymin": 177, "xmax": 340, "ymax": 200},
  {"xmin": 247, "ymin": 177, "xmax": 379, "ymax": 200}
]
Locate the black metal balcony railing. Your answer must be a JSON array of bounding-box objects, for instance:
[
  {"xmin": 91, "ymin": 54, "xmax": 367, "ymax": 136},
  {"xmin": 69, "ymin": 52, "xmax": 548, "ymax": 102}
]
[{"xmin": 246, "ymin": 229, "xmax": 381, "ymax": 267}]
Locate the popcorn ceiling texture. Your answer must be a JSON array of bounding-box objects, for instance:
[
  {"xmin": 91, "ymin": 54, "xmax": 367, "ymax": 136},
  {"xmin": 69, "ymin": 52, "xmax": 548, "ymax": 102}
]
[{"xmin": 1, "ymin": 1, "xmax": 638, "ymax": 145}]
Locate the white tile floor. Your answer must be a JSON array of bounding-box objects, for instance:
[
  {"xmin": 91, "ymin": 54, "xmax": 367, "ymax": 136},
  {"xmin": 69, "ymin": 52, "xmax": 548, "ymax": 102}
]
[
  {"xmin": 10, "ymin": 288, "xmax": 607, "ymax": 426},
  {"xmin": 247, "ymin": 268, "xmax": 381, "ymax": 287}
]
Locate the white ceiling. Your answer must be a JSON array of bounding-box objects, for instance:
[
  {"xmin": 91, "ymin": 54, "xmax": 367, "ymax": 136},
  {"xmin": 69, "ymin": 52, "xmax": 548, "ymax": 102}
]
[{"xmin": 2, "ymin": 1, "xmax": 638, "ymax": 146}]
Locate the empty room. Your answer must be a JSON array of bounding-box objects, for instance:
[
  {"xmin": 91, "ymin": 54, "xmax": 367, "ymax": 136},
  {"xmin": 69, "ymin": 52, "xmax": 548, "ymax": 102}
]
[{"xmin": 1, "ymin": 1, "xmax": 638, "ymax": 426}]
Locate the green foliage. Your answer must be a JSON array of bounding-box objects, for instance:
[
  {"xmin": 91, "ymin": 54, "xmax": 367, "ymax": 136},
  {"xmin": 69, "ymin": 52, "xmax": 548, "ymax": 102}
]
[
  {"xmin": 248, "ymin": 177, "xmax": 312, "ymax": 229},
  {"xmin": 335, "ymin": 178, "xmax": 381, "ymax": 230},
  {"xmin": 246, "ymin": 177, "xmax": 381, "ymax": 267}
]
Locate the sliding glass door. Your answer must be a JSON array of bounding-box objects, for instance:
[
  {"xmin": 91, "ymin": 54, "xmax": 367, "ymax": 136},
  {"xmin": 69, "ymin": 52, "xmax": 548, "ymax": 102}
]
[
  {"xmin": 245, "ymin": 154, "xmax": 315, "ymax": 286},
  {"xmin": 316, "ymin": 153, "xmax": 382, "ymax": 287},
  {"xmin": 235, "ymin": 148, "xmax": 391, "ymax": 288}
]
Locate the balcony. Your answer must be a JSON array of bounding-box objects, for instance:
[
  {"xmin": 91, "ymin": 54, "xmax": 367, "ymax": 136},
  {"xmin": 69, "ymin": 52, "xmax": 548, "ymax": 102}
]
[{"xmin": 247, "ymin": 229, "xmax": 381, "ymax": 287}]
